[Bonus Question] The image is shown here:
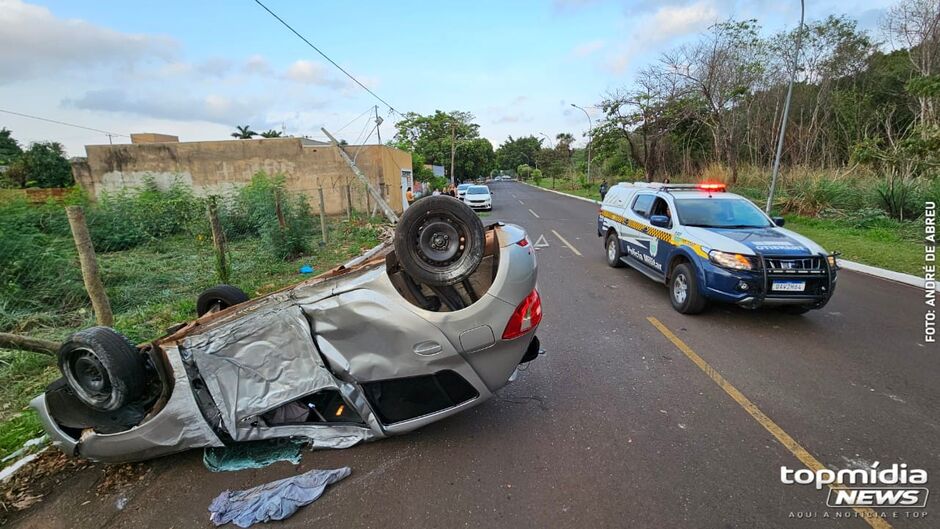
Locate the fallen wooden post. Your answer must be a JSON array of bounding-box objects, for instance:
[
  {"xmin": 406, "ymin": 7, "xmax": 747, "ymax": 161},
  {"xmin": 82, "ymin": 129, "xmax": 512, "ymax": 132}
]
[
  {"xmin": 0, "ymin": 332, "xmax": 60, "ymax": 356},
  {"xmin": 321, "ymin": 127, "xmax": 399, "ymax": 223}
]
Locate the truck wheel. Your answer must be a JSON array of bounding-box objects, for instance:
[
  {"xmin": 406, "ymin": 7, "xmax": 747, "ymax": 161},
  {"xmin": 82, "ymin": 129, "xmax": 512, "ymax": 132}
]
[
  {"xmin": 669, "ymin": 263, "xmax": 707, "ymax": 314},
  {"xmin": 197, "ymin": 285, "xmax": 249, "ymax": 316},
  {"xmin": 58, "ymin": 327, "xmax": 145, "ymax": 412},
  {"xmin": 605, "ymin": 232, "xmax": 623, "ymax": 267},
  {"xmin": 395, "ymin": 195, "xmax": 485, "ymax": 287}
]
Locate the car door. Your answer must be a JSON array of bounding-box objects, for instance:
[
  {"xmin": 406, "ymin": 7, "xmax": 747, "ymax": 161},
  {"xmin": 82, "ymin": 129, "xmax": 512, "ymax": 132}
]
[
  {"xmin": 621, "ymin": 193, "xmax": 659, "ymax": 272},
  {"xmin": 645, "ymin": 196, "xmax": 677, "ymax": 275}
]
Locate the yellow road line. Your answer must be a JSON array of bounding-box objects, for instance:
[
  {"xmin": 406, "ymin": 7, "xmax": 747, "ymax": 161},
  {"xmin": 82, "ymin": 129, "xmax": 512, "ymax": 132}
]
[
  {"xmin": 528, "ymin": 208, "xmax": 540, "ymax": 218},
  {"xmin": 646, "ymin": 317, "xmax": 892, "ymax": 529},
  {"xmin": 551, "ymin": 229, "xmax": 582, "ymax": 257}
]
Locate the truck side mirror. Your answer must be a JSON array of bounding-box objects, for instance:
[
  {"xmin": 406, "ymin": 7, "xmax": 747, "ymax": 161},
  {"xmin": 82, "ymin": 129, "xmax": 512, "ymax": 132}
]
[
  {"xmin": 650, "ymin": 215, "xmax": 670, "ymax": 228},
  {"xmin": 772, "ymin": 217, "xmax": 785, "ymax": 227}
]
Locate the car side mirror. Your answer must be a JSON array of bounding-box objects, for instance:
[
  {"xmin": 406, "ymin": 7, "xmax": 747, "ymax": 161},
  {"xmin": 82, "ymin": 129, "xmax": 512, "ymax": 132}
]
[
  {"xmin": 649, "ymin": 215, "xmax": 670, "ymax": 228},
  {"xmin": 772, "ymin": 216, "xmax": 785, "ymax": 227}
]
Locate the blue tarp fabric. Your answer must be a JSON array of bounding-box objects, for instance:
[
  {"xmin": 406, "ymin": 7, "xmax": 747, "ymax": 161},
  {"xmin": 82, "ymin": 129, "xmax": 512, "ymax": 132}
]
[
  {"xmin": 208, "ymin": 467, "xmax": 351, "ymax": 527},
  {"xmin": 203, "ymin": 440, "xmax": 306, "ymax": 472}
]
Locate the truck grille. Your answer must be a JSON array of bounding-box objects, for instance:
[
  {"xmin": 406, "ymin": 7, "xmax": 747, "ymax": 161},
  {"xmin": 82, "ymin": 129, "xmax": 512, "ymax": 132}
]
[{"xmin": 762, "ymin": 256, "xmax": 824, "ymax": 274}]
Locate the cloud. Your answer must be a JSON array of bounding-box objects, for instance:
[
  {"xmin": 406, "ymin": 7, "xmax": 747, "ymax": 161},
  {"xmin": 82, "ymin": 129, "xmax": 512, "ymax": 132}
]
[
  {"xmin": 0, "ymin": 0, "xmax": 176, "ymax": 83},
  {"xmin": 571, "ymin": 39, "xmax": 605, "ymax": 57},
  {"xmin": 284, "ymin": 59, "xmax": 344, "ymax": 88},
  {"xmin": 63, "ymin": 89, "xmax": 266, "ymax": 126},
  {"xmin": 244, "ymin": 54, "xmax": 272, "ymax": 75},
  {"xmin": 606, "ymin": 0, "xmax": 717, "ymax": 73}
]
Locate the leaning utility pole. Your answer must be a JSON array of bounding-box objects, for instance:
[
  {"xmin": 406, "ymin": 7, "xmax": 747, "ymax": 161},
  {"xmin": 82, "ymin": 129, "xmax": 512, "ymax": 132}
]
[
  {"xmin": 322, "ymin": 127, "xmax": 399, "ymax": 223},
  {"xmin": 766, "ymin": 0, "xmax": 805, "ymax": 213}
]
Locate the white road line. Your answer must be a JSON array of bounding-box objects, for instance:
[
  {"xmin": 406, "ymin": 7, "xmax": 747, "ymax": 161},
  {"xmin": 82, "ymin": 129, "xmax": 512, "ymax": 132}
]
[
  {"xmin": 551, "ymin": 229, "xmax": 582, "ymax": 256},
  {"xmin": 518, "ymin": 199, "xmax": 525, "ymax": 205},
  {"xmin": 528, "ymin": 208, "xmax": 540, "ymax": 218}
]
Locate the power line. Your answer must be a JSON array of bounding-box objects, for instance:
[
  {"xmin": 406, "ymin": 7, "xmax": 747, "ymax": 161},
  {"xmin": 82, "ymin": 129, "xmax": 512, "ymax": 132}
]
[
  {"xmin": 0, "ymin": 108, "xmax": 129, "ymax": 138},
  {"xmin": 252, "ymin": 0, "xmax": 401, "ymax": 116}
]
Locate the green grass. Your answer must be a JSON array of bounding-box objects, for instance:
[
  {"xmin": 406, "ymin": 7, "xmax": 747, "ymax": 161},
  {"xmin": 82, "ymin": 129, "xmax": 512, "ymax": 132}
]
[
  {"xmin": 0, "ymin": 215, "xmax": 385, "ymax": 462},
  {"xmin": 526, "ymin": 180, "xmax": 923, "ymax": 276},
  {"xmin": 531, "ymin": 180, "xmax": 601, "ymax": 201},
  {"xmin": 784, "ymin": 216, "xmax": 922, "ymax": 275}
]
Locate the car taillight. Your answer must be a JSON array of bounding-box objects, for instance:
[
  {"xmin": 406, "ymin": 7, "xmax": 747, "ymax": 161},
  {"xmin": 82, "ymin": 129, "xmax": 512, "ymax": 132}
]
[
  {"xmin": 502, "ymin": 289, "xmax": 542, "ymax": 340},
  {"xmin": 517, "ymin": 238, "xmax": 529, "ymax": 247}
]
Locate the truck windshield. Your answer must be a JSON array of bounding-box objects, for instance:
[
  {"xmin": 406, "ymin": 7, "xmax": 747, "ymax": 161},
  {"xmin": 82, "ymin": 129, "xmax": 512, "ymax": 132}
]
[{"xmin": 675, "ymin": 198, "xmax": 772, "ymax": 229}]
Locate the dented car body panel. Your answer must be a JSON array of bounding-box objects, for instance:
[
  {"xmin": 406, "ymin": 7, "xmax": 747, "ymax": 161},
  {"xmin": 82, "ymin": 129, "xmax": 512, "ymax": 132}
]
[{"xmin": 32, "ymin": 223, "xmax": 540, "ymax": 463}]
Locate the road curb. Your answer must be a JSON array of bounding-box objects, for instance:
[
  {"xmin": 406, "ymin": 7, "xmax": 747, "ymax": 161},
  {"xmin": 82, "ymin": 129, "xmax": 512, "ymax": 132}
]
[
  {"xmin": 838, "ymin": 259, "xmax": 935, "ymax": 291},
  {"xmin": 520, "ymin": 181, "xmax": 934, "ymax": 292}
]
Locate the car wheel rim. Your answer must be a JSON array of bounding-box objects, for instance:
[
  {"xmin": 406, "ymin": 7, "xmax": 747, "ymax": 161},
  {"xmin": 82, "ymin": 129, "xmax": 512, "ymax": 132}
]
[
  {"xmin": 607, "ymin": 239, "xmax": 617, "ymax": 262},
  {"xmin": 673, "ymin": 274, "xmax": 688, "ymax": 304},
  {"xmin": 67, "ymin": 348, "xmax": 112, "ymax": 405},
  {"xmin": 415, "ymin": 215, "xmax": 466, "ymax": 266}
]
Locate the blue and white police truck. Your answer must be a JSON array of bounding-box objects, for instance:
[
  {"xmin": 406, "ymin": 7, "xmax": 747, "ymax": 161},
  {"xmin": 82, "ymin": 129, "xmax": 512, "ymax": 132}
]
[{"xmin": 597, "ymin": 182, "xmax": 839, "ymax": 315}]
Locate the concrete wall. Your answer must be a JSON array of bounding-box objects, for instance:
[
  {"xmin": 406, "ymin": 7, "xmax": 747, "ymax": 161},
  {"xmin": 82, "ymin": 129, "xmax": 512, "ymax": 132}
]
[{"xmin": 71, "ymin": 137, "xmax": 411, "ymax": 216}]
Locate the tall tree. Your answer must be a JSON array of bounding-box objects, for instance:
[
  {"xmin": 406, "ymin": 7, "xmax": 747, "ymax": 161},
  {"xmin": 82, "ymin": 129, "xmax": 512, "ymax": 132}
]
[
  {"xmin": 392, "ymin": 110, "xmax": 480, "ymax": 179},
  {"xmin": 495, "ymin": 135, "xmax": 542, "ymax": 172},
  {"xmin": 0, "ymin": 128, "xmax": 22, "ymax": 166},
  {"xmin": 231, "ymin": 125, "xmax": 258, "ymax": 139},
  {"xmin": 5, "ymin": 142, "xmax": 73, "ymax": 188},
  {"xmin": 885, "ymin": 0, "xmax": 940, "ymax": 128}
]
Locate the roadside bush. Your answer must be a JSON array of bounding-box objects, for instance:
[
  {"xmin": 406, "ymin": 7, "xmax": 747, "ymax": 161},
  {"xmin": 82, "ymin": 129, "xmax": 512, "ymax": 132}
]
[
  {"xmin": 221, "ymin": 172, "xmax": 317, "ymax": 260},
  {"xmin": 874, "ymin": 175, "xmax": 921, "ymax": 221},
  {"xmin": 89, "ymin": 178, "xmax": 204, "ymax": 251},
  {"xmin": 0, "ymin": 200, "xmax": 85, "ymax": 319}
]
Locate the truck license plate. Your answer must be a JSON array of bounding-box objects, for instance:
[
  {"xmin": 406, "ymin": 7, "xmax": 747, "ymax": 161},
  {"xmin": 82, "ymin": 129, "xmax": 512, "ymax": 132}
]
[{"xmin": 772, "ymin": 280, "xmax": 805, "ymax": 292}]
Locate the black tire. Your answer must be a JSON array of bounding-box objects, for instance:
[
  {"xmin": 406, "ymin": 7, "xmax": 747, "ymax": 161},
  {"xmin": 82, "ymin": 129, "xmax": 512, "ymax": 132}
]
[
  {"xmin": 780, "ymin": 304, "xmax": 813, "ymax": 315},
  {"xmin": 605, "ymin": 232, "xmax": 623, "ymax": 267},
  {"xmin": 394, "ymin": 195, "xmax": 485, "ymax": 287},
  {"xmin": 57, "ymin": 327, "xmax": 145, "ymax": 412},
  {"xmin": 197, "ymin": 284, "xmax": 249, "ymax": 316},
  {"xmin": 669, "ymin": 263, "xmax": 707, "ymax": 314}
]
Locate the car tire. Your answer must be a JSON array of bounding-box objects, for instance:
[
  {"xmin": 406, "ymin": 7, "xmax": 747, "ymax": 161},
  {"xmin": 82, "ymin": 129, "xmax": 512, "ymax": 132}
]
[
  {"xmin": 57, "ymin": 327, "xmax": 146, "ymax": 412},
  {"xmin": 605, "ymin": 233, "xmax": 625, "ymax": 268},
  {"xmin": 197, "ymin": 284, "xmax": 250, "ymax": 316},
  {"xmin": 669, "ymin": 263, "xmax": 707, "ymax": 314},
  {"xmin": 394, "ymin": 195, "xmax": 485, "ymax": 287},
  {"xmin": 780, "ymin": 304, "xmax": 812, "ymax": 315}
]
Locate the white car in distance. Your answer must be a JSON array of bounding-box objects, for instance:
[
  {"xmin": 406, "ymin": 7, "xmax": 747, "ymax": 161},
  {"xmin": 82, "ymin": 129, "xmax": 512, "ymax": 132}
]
[
  {"xmin": 457, "ymin": 183, "xmax": 472, "ymax": 201},
  {"xmin": 464, "ymin": 185, "xmax": 492, "ymax": 211}
]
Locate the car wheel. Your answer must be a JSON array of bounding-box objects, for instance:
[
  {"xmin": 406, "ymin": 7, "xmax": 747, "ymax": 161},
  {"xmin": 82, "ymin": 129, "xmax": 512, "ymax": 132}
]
[
  {"xmin": 197, "ymin": 285, "xmax": 250, "ymax": 316},
  {"xmin": 780, "ymin": 304, "xmax": 812, "ymax": 315},
  {"xmin": 394, "ymin": 195, "xmax": 485, "ymax": 287},
  {"xmin": 605, "ymin": 233, "xmax": 623, "ymax": 267},
  {"xmin": 58, "ymin": 327, "xmax": 145, "ymax": 412},
  {"xmin": 669, "ymin": 263, "xmax": 707, "ymax": 314}
]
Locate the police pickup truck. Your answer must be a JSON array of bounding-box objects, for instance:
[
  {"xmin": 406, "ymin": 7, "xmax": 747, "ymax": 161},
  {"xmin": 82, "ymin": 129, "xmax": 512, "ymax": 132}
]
[{"xmin": 597, "ymin": 182, "xmax": 838, "ymax": 314}]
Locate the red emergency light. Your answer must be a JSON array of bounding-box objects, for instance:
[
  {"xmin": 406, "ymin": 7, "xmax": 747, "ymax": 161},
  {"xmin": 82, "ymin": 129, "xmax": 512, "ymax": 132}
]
[{"xmin": 697, "ymin": 182, "xmax": 726, "ymax": 192}]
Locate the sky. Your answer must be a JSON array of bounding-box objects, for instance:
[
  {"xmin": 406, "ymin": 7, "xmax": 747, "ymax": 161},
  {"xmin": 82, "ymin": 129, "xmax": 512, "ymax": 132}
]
[{"xmin": 0, "ymin": 0, "xmax": 897, "ymax": 157}]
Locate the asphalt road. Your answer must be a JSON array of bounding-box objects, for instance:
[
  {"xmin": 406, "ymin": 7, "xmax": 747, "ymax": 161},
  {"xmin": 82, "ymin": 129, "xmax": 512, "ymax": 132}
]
[{"xmin": 13, "ymin": 181, "xmax": 937, "ymax": 529}]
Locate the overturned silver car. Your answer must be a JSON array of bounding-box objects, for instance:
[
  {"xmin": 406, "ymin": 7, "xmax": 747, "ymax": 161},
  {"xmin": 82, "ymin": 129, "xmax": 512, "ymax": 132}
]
[{"xmin": 31, "ymin": 197, "xmax": 542, "ymax": 463}]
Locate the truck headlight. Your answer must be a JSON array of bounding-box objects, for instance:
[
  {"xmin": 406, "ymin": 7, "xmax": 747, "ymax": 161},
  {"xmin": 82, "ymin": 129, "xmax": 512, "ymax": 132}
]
[
  {"xmin": 708, "ymin": 250, "xmax": 754, "ymax": 271},
  {"xmin": 827, "ymin": 254, "xmax": 838, "ymax": 268}
]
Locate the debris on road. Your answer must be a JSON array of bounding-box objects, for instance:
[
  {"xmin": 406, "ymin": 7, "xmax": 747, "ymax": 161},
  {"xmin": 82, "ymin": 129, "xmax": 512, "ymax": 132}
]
[
  {"xmin": 203, "ymin": 440, "xmax": 306, "ymax": 472},
  {"xmin": 0, "ymin": 450, "xmax": 89, "ymax": 523},
  {"xmin": 208, "ymin": 466, "xmax": 351, "ymax": 528}
]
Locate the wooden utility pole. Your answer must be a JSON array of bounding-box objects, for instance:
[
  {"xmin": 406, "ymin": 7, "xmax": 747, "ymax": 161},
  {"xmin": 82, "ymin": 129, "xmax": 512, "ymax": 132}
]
[
  {"xmin": 318, "ymin": 188, "xmax": 328, "ymax": 244},
  {"xmin": 66, "ymin": 205, "xmax": 113, "ymax": 326},
  {"xmin": 321, "ymin": 127, "xmax": 399, "ymax": 223},
  {"xmin": 207, "ymin": 197, "xmax": 229, "ymax": 283},
  {"xmin": 450, "ymin": 121, "xmax": 456, "ymax": 186}
]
